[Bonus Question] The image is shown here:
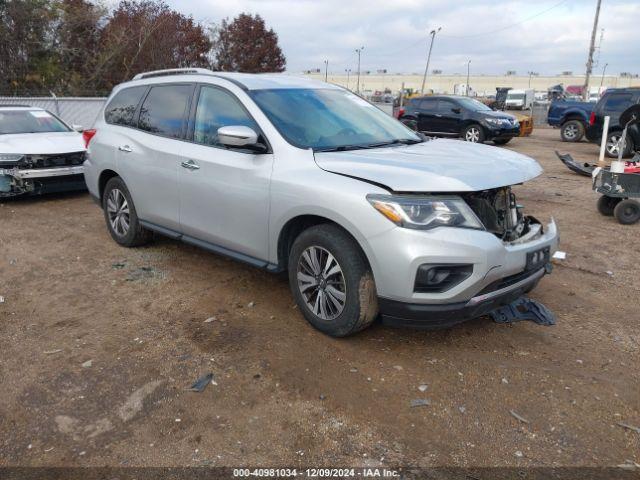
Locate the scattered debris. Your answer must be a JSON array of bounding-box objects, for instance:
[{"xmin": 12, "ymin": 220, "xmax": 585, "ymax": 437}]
[
  {"xmin": 515, "ymin": 451, "xmax": 523, "ymax": 458},
  {"xmin": 502, "ymin": 378, "xmax": 509, "ymax": 384},
  {"xmin": 117, "ymin": 380, "xmax": 163, "ymax": 422},
  {"xmin": 44, "ymin": 447, "xmax": 54, "ymax": 452},
  {"xmin": 576, "ymin": 359, "xmax": 583, "ymax": 364},
  {"xmin": 410, "ymin": 399, "xmax": 431, "ymax": 408},
  {"xmin": 204, "ymin": 316, "xmax": 216, "ymax": 323},
  {"xmin": 0, "ymin": 295, "xmax": 4, "ymax": 303},
  {"xmin": 418, "ymin": 384, "xmax": 428, "ymax": 392},
  {"xmin": 617, "ymin": 460, "xmax": 640, "ymax": 470},
  {"xmin": 606, "ymin": 271, "xmax": 614, "ymax": 277},
  {"xmin": 458, "ymin": 406, "xmax": 466, "ymax": 414},
  {"xmin": 319, "ymin": 394, "xmax": 326, "ymax": 400},
  {"xmin": 81, "ymin": 360, "xmax": 93, "ymax": 368},
  {"xmin": 616, "ymin": 422, "xmax": 640, "ymax": 434},
  {"xmin": 111, "ymin": 262, "xmax": 126, "ymax": 269},
  {"xmin": 44, "ymin": 349, "xmax": 63, "ymax": 355},
  {"xmin": 189, "ymin": 373, "xmax": 215, "ymax": 393},
  {"xmin": 552, "ymin": 251, "xmax": 566, "ymax": 260},
  {"xmin": 349, "ymin": 368, "xmax": 358, "ymax": 373},
  {"xmin": 393, "ymin": 365, "xmax": 403, "ymax": 371},
  {"xmin": 510, "ymin": 410, "xmax": 530, "ymax": 424},
  {"xmin": 247, "ymin": 301, "xmax": 255, "ymax": 308},
  {"xmin": 175, "ymin": 418, "xmax": 181, "ymax": 422}
]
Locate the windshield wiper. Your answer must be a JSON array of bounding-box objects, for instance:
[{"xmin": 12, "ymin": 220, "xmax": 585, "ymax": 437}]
[
  {"xmin": 366, "ymin": 138, "xmax": 423, "ymax": 148},
  {"xmin": 315, "ymin": 144, "xmax": 373, "ymax": 152}
]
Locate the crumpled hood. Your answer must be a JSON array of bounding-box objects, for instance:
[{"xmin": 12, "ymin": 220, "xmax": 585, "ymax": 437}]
[
  {"xmin": 0, "ymin": 131, "xmax": 85, "ymax": 155},
  {"xmin": 314, "ymin": 138, "xmax": 542, "ymax": 192}
]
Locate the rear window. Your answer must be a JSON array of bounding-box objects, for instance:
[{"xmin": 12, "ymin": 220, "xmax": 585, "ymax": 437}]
[
  {"xmin": 138, "ymin": 84, "xmax": 192, "ymax": 138},
  {"xmin": 104, "ymin": 86, "xmax": 147, "ymax": 126},
  {"xmin": 0, "ymin": 110, "xmax": 70, "ymax": 134}
]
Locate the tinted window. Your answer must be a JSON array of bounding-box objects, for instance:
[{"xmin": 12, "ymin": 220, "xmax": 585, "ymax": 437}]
[
  {"xmin": 419, "ymin": 98, "xmax": 437, "ymax": 111},
  {"xmin": 138, "ymin": 84, "xmax": 192, "ymax": 138},
  {"xmin": 603, "ymin": 94, "xmax": 633, "ymax": 113},
  {"xmin": 437, "ymin": 100, "xmax": 457, "ymax": 113},
  {"xmin": 0, "ymin": 110, "xmax": 70, "ymax": 134},
  {"xmin": 193, "ymin": 86, "xmax": 258, "ymax": 147},
  {"xmin": 104, "ymin": 86, "xmax": 147, "ymax": 126}
]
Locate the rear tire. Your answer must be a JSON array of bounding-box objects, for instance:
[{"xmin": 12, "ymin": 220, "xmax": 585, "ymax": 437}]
[
  {"xmin": 613, "ymin": 199, "xmax": 640, "ymax": 225},
  {"xmin": 596, "ymin": 195, "xmax": 621, "ymax": 216},
  {"xmin": 605, "ymin": 131, "xmax": 633, "ymax": 158},
  {"xmin": 560, "ymin": 120, "xmax": 585, "ymax": 142},
  {"xmin": 463, "ymin": 124, "xmax": 485, "ymax": 143},
  {"xmin": 102, "ymin": 177, "xmax": 152, "ymax": 247},
  {"xmin": 288, "ymin": 224, "xmax": 378, "ymax": 337}
]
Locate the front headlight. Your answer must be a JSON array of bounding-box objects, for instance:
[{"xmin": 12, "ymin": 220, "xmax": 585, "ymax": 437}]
[
  {"xmin": 367, "ymin": 194, "xmax": 484, "ymax": 230},
  {"xmin": 0, "ymin": 154, "xmax": 24, "ymax": 162},
  {"xmin": 485, "ymin": 118, "xmax": 508, "ymax": 126}
]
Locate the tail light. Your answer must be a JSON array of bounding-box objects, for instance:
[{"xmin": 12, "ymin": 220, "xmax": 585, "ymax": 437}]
[
  {"xmin": 397, "ymin": 107, "xmax": 405, "ymax": 119},
  {"xmin": 589, "ymin": 112, "xmax": 595, "ymax": 126},
  {"xmin": 82, "ymin": 129, "xmax": 97, "ymax": 148}
]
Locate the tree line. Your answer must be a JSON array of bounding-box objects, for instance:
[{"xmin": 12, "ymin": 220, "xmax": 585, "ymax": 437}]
[{"xmin": 0, "ymin": 0, "xmax": 286, "ymax": 95}]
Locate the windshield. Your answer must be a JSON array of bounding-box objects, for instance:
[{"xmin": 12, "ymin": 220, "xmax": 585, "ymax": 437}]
[
  {"xmin": 250, "ymin": 88, "xmax": 421, "ymax": 151},
  {"xmin": 508, "ymin": 93, "xmax": 525, "ymax": 100},
  {"xmin": 0, "ymin": 110, "xmax": 71, "ymax": 134},
  {"xmin": 455, "ymin": 97, "xmax": 492, "ymax": 111}
]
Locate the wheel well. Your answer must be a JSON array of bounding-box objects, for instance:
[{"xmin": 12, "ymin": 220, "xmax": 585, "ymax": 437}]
[
  {"xmin": 98, "ymin": 169, "xmax": 119, "ymax": 201},
  {"xmin": 276, "ymin": 215, "xmax": 370, "ymax": 271},
  {"xmin": 561, "ymin": 115, "xmax": 586, "ymax": 125}
]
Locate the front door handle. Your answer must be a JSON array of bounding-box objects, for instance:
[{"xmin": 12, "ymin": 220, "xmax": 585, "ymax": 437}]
[
  {"xmin": 181, "ymin": 159, "xmax": 200, "ymax": 170},
  {"xmin": 118, "ymin": 145, "xmax": 132, "ymax": 153},
  {"xmin": 435, "ymin": 114, "xmax": 443, "ymax": 117}
]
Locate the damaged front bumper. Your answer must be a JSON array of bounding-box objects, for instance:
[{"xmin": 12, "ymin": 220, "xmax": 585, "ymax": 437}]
[{"xmin": 0, "ymin": 165, "xmax": 85, "ymax": 197}]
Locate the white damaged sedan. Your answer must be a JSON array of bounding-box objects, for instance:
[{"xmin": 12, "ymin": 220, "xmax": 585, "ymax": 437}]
[{"xmin": 0, "ymin": 106, "xmax": 87, "ymax": 197}]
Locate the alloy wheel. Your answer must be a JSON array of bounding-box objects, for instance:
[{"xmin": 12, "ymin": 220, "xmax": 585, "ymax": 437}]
[
  {"xmin": 564, "ymin": 124, "xmax": 578, "ymax": 139},
  {"xmin": 465, "ymin": 127, "xmax": 480, "ymax": 142},
  {"xmin": 607, "ymin": 135, "xmax": 621, "ymax": 155},
  {"xmin": 297, "ymin": 246, "xmax": 346, "ymax": 321},
  {"xmin": 106, "ymin": 188, "xmax": 130, "ymax": 237}
]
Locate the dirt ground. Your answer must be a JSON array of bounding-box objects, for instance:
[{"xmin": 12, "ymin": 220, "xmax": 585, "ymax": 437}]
[{"xmin": 0, "ymin": 129, "xmax": 638, "ymax": 469}]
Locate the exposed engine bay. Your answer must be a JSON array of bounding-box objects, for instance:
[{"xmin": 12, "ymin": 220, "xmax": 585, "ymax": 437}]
[{"xmin": 463, "ymin": 186, "xmax": 543, "ymax": 243}]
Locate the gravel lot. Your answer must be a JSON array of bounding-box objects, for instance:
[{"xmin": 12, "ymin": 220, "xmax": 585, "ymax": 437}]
[{"xmin": 0, "ymin": 129, "xmax": 638, "ymax": 469}]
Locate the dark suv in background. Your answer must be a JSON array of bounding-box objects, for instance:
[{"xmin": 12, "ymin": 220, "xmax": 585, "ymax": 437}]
[
  {"xmin": 586, "ymin": 87, "xmax": 640, "ymax": 157},
  {"xmin": 397, "ymin": 95, "xmax": 520, "ymax": 145}
]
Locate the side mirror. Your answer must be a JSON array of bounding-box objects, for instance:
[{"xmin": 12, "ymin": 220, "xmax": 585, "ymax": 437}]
[
  {"xmin": 217, "ymin": 125, "xmax": 258, "ymax": 147},
  {"xmin": 451, "ymin": 107, "xmax": 461, "ymax": 114},
  {"xmin": 72, "ymin": 124, "xmax": 84, "ymax": 132}
]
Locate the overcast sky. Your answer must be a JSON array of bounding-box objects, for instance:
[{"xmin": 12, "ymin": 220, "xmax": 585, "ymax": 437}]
[{"xmin": 161, "ymin": 0, "xmax": 638, "ymax": 76}]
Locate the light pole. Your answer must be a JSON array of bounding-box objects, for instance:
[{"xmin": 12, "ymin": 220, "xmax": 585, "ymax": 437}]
[
  {"xmin": 355, "ymin": 47, "xmax": 364, "ymax": 94},
  {"xmin": 421, "ymin": 27, "xmax": 441, "ymax": 95},
  {"xmin": 345, "ymin": 68, "xmax": 351, "ymax": 90},
  {"xmin": 466, "ymin": 60, "xmax": 471, "ymax": 96},
  {"xmin": 323, "ymin": 59, "xmax": 328, "ymax": 82},
  {"xmin": 600, "ymin": 62, "xmax": 608, "ymax": 89}
]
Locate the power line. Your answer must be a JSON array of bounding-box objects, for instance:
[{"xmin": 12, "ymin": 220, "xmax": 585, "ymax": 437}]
[{"xmin": 439, "ymin": 0, "xmax": 569, "ymax": 39}]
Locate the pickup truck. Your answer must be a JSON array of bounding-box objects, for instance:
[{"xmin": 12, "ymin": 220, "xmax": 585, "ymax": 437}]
[{"xmin": 547, "ymin": 100, "xmax": 594, "ymax": 142}]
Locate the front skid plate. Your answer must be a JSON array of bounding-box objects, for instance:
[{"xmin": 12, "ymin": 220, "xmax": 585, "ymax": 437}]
[{"xmin": 489, "ymin": 297, "xmax": 556, "ymax": 326}]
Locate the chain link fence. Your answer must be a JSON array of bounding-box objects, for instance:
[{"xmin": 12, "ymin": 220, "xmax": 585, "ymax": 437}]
[{"xmin": 0, "ymin": 95, "xmax": 107, "ymax": 128}]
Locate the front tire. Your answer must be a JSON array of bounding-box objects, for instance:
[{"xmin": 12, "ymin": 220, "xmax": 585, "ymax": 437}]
[
  {"xmin": 102, "ymin": 177, "xmax": 152, "ymax": 247},
  {"xmin": 463, "ymin": 124, "xmax": 485, "ymax": 143},
  {"xmin": 613, "ymin": 199, "xmax": 640, "ymax": 225},
  {"xmin": 288, "ymin": 224, "xmax": 378, "ymax": 337},
  {"xmin": 560, "ymin": 120, "xmax": 585, "ymax": 142}
]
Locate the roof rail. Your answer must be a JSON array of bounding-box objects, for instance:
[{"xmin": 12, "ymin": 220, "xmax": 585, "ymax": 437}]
[
  {"xmin": 132, "ymin": 68, "xmax": 215, "ymax": 80},
  {"xmin": 0, "ymin": 104, "xmax": 34, "ymax": 108}
]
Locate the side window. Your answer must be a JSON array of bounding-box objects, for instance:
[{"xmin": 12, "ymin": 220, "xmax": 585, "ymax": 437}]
[
  {"xmin": 603, "ymin": 94, "xmax": 633, "ymax": 114},
  {"xmin": 104, "ymin": 86, "xmax": 147, "ymax": 126},
  {"xmin": 193, "ymin": 86, "xmax": 258, "ymax": 147},
  {"xmin": 138, "ymin": 84, "xmax": 192, "ymax": 138},
  {"xmin": 437, "ymin": 100, "xmax": 456, "ymax": 113},
  {"xmin": 419, "ymin": 99, "xmax": 437, "ymax": 111}
]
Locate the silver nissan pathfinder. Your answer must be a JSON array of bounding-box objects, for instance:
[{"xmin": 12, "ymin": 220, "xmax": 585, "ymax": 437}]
[{"xmin": 83, "ymin": 68, "xmax": 559, "ymax": 337}]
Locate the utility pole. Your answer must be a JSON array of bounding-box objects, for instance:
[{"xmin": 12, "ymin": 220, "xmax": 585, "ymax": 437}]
[
  {"xmin": 421, "ymin": 27, "xmax": 441, "ymax": 95},
  {"xmin": 466, "ymin": 60, "xmax": 471, "ymax": 96},
  {"xmin": 345, "ymin": 69, "xmax": 351, "ymax": 90},
  {"xmin": 355, "ymin": 47, "xmax": 364, "ymax": 94},
  {"xmin": 600, "ymin": 62, "xmax": 608, "ymax": 89},
  {"xmin": 323, "ymin": 60, "xmax": 328, "ymax": 82},
  {"xmin": 583, "ymin": 0, "xmax": 602, "ymax": 101}
]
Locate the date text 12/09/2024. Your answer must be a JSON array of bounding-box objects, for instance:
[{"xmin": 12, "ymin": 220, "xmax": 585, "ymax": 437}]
[{"xmin": 233, "ymin": 468, "xmax": 400, "ymax": 477}]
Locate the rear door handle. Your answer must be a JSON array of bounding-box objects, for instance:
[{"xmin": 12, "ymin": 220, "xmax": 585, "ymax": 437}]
[
  {"xmin": 181, "ymin": 159, "xmax": 200, "ymax": 170},
  {"xmin": 118, "ymin": 145, "xmax": 132, "ymax": 153}
]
